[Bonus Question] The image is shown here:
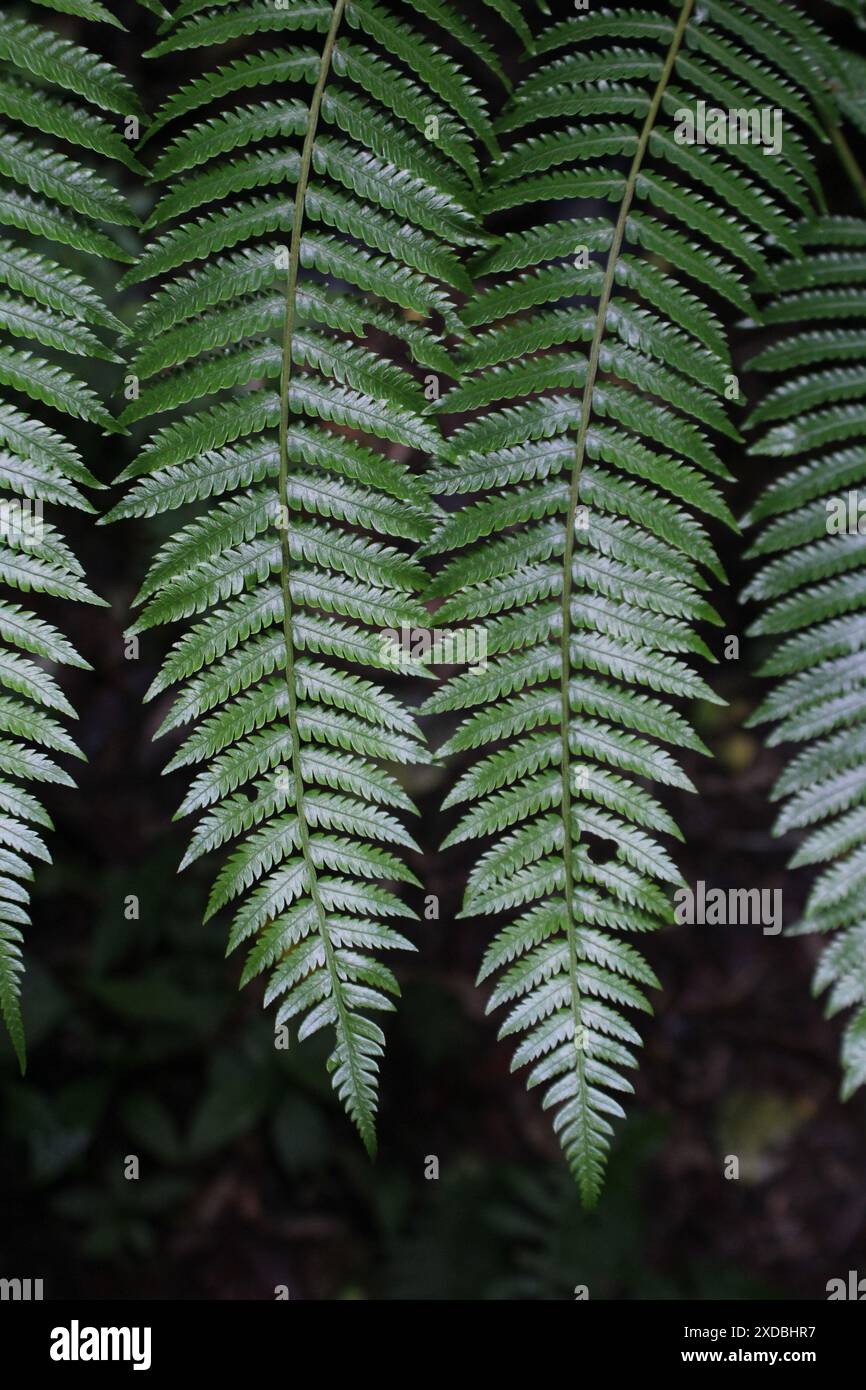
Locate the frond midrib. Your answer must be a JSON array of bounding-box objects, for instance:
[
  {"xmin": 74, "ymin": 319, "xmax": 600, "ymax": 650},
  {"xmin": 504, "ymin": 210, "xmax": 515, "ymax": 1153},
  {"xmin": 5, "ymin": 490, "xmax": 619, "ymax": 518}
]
[
  {"xmin": 555, "ymin": 0, "xmax": 696, "ymax": 1196},
  {"xmin": 271, "ymin": 0, "xmax": 377, "ymax": 1150}
]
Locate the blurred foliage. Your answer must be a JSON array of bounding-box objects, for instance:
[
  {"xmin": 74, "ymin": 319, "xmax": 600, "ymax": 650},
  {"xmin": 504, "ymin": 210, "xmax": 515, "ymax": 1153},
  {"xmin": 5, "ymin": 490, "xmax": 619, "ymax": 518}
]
[
  {"xmin": 0, "ymin": 833, "xmax": 790, "ymax": 1298},
  {"xmin": 0, "ymin": 830, "xmax": 831, "ymax": 1298}
]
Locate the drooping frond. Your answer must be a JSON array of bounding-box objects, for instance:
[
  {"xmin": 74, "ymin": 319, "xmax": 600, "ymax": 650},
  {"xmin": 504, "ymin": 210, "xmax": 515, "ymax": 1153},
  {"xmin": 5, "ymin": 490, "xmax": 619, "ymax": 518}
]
[
  {"xmin": 744, "ymin": 214, "xmax": 866, "ymax": 1101},
  {"xmin": 111, "ymin": 0, "xmax": 490, "ymax": 1152},
  {"xmin": 0, "ymin": 1, "xmax": 133, "ymax": 1068},
  {"xmin": 422, "ymin": 0, "xmax": 821, "ymax": 1205}
]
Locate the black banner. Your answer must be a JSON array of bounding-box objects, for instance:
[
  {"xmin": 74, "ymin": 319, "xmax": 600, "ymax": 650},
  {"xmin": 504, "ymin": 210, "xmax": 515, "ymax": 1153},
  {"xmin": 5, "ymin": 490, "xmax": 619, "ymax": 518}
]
[{"xmin": 0, "ymin": 1298, "xmax": 862, "ymax": 1375}]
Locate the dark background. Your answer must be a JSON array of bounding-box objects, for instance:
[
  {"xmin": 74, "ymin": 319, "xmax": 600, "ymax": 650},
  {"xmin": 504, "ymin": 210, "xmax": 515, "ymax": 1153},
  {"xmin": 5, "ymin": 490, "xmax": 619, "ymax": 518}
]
[{"xmin": 1, "ymin": 0, "xmax": 865, "ymax": 1301}]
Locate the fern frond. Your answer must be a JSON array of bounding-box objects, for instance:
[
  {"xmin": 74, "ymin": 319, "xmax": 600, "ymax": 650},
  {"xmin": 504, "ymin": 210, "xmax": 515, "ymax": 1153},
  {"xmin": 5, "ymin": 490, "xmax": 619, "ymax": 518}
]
[
  {"xmin": 745, "ymin": 215, "xmax": 866, "ymax": 1101},
  {"xmin": 425, "ymin": 0, "xmax": 820, "ymax": 1205},
  {"xmin": 0, "ymin": 1, "xmax": 129, "ymax": 1068},
  {"xmin": 115, "ymin": 0, "xmax": 492, "ymax": 1152}
]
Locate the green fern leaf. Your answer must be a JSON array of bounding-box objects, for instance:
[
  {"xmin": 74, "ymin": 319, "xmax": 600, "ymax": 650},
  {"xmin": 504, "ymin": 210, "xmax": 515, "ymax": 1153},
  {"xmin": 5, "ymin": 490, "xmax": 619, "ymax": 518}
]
[
  {"xmin": 117, "ymin": 0, "xmax": 490, "ymax": 1152},
  {"xmin": 745, "ymin": 216, "xmax": 866, "ymax": 1102},
  {"xmin": 424, "ymin": 0, "xmax": 819, "ymax": 1205},
  {"xmin": 0, "ymin": 0, "xmax": 128, "ymax": 1068}
]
